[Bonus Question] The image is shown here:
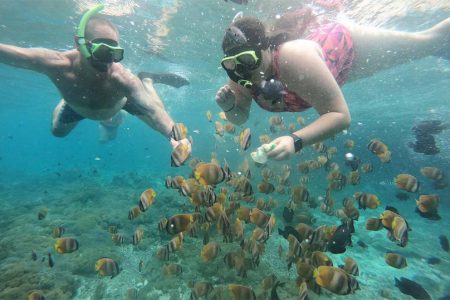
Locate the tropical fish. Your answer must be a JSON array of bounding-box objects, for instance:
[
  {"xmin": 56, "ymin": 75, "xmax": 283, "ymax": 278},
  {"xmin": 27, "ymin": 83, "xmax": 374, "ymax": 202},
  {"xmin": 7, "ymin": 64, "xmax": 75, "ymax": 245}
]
[
  {"xmin": 37, "ymin": 208, "xmax": 48, "ymax": 220},
  {"xmin": 345, "ymin": 139, "xmax": 354, "ymax": 149},
  {"xmin": 385, "ymin": 253, "xmax": 407, "ymax": 269},
  {"xmin": 95, "ymin": 258, "xmax": 120, "ymax": 278},
  {"xmin": 235, "ymin": 176, "xmax": 253, "ymax": 196},
  {"xmin": 354, "ymin": 192, "xmax": 380, "ymax": 209},
  {"xmin": 162, "ymin": 263, "xmax": 183, "ymax": 276},
  {"xmin": 171, "ymin": 123, "xmax": 188, "ymax": 140},
  {"xmin": 218, "ymin": 111, "xmax": 227, "ymax": 120},
  {"xmin": 340, "ymin": 257, "xmax": 359, "ymax": 276},
  {"xmin": 128, "ymin": 206, "xmax": 141, "ymax": 220},
  {"xmin": 365, "ymin": 218, "xmax": 383, "ymax": 231},
  {"xmin": 206, "ymin": 110, "xmax": 212, "ymax": 122},
  {"xmin": 420, "ymin": 166, "xmax": 445, "ymax": 181},
  {"xmin": 111, "ymin": 233, "xmax": 124, "ymax": 245},
  {"xmin": 391, "ymin": 216, "xmax": 409, "ymax": 247},
  {"xmin": 291, "ymin": 185, "xmax": 309, "ymax": 204},
  {"xmin": 139, "ymin": 188, "xmax": 156, "ymax": 211},
  {"xmin": 249, "ymin": 208, "xmax": 270, "ymax": 228},
  {"xmin": 313, "ymin": 142, "xmax": 328, "ymax": 153},
  {"xmin": 314, "ymin": 266, "xmax": 359, "ymax": 295},
  {"xmin": 361, "ymin": 163, "xmax": 373, "ymax": 173},
  {"xmin": 224, "ymin": 123, "xmax": 236, "ymax": 134},
  {"xmin": 394, "ymin": 174, "xmax": 420, "ymax": 192},
  {"xmin": 132, "ymin": 227, "xmax": 144, "ymax": 245},
  {"xmin": 228, "ymin": 284, "xmax": 256, "ymax": 300},
  {"xmin": 156, "ymin": 246, "xmax": 170, "ymax": 261},
  {"xmin": 298, "ymin": 281, "xmax": 309, "ymax": 300},
  {"xmin": 231, "ymin": 218, "xmax": 244, "ymax": 241},
  {"xmin": 200, "ymin": 242, "xmax": 221, "ymax": 262},
  {"xmin": 28, "ymin": 292, "xmax": 45, "ymax": 300},
  {"xmin": 31, "ymin": 250, "xmax": 38, "ymax": 261},
  {"xmin": 282, "ymin": 206, "xmax": 294, "ymax": 223},
  {"xmin": 171, "ymin": 142, "xmax": 191, "ymax": 167},
  {"xmin": 311, "ymin": 251, "xmax": 333, "ymax": 268},
  {"xmin": 54, "ymin": 238, "xmax": 79, "ymax": 254},
  {"xmin": 239, "ymin": 128, "xmax": 251, "ymax": 151},
  {"xmin": 48, "ymin": 253, "xmax": 54, "ymax": 268},
  {"xmin": 426, "ymin": 257, "xmax": 440, "ymax": 265},
  {"xmin": 236, "ymin": 206, "xmax": 251, "ymax": 223},
  {"xmin": 138, "ymin": 259, "xmax": 144, "ymax": 272},
  {"xmin": 394, "ymin": 277, "xmax": 431, "ymax": 300},
  {"xmin": 108, "ymin": 225, "xmax": 118, "ymax": 234},
  {"xmin": 215, "ymin": 121, "xmax": 224, "ymax": 136},
  {"xmin": 367, "ymin": 138, "xmax": 391, "ymax": 163},
  {"xmin": 51, "ymin": 226, "xmax": 65, "ymax": 238},
  {"xmin": 195, "ymin": 162, "xmax": 229, "ymax": 185},
  {"xmin": 259, "ymin": 134, "xmax": 271, "ymax": 145},
  {"xmin": 439, "ymin": 235, "xmax": 449, "ymax": 252},
  {"xmin": 189, "ymin": 281, "xmax": 214, "ymax": 300},
  {"xmin": 166, "ymin": 214, "xmax": 195, "ymax": 235},
  {"xmin": 158, "ymin": 218, "xmax": 168, "ymax": 232},
  {"xmin": 257, "ymin": 181, "xmax": 275, "ymax": 194},
  {"xmin": 416, "ymin": 194, "xmax": 440, "ymax": 220},
  {"xmin": 327, "ymin": 220, "xmax": 353, "ymax": 254}
]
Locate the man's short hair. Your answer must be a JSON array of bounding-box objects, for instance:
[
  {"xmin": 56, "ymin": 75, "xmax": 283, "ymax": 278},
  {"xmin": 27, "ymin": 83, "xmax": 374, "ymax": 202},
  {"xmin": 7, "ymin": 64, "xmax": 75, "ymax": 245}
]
[{"xmin": 85, "ymin": 15, "xmax": 118, "ymax": 40}]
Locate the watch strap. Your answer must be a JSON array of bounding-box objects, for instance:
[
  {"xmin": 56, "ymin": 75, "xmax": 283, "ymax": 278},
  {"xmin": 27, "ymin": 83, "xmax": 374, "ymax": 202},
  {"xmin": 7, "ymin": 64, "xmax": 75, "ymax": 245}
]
[{"xmin": 290, "ymin": 133, "xmax": 303, "ymax": 153}]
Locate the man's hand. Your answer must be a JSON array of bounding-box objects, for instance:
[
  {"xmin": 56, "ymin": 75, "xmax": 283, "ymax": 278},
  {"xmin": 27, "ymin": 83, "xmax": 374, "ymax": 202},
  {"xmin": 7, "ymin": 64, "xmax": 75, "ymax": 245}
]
[
  {"xmin": 215, "ymin": 84, "xmax": 236, "ymax": 112},
  {"xmin": 266, "ymin": 136, "xmax": 296, "ymax": 160}
]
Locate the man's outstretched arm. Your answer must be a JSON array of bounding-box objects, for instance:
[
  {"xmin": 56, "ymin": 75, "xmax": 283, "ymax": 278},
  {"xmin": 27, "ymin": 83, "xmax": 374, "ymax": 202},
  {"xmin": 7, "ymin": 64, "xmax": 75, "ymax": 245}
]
[{"xmin": 0, "ymin": 43, "xmax": 66, "ymax": 73}]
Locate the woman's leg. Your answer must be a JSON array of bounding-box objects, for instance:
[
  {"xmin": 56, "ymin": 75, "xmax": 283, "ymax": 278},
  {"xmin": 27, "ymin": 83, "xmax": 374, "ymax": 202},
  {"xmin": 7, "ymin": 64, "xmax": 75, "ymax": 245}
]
[{"xmin": 344, "ymin": 17, "xmax": 450, "ymax": 80}]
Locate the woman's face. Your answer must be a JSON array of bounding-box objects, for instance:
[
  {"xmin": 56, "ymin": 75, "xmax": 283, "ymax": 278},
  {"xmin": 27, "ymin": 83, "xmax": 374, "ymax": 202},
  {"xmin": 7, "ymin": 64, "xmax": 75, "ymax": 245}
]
[{"xmin": 249, "ymin": 49, "xmax": 272, "ymax": 84}]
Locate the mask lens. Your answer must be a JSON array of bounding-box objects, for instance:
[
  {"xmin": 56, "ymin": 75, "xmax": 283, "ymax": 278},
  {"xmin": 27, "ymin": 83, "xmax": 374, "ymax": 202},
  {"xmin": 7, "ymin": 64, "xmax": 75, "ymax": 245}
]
[
  {"xmin": 237, "ymin": 53, "xmax": 257, "ymax": 67},
  {"xmin": 221, "ymin": 58, "xmax": 236, "ymax": 71},
  {"xmin": 91, "ymin": 44, "xmax": 113, "ymax": 62},
  {"xmin": 91, "ymin": 44, "xmax": 124, "ymax": 63}
]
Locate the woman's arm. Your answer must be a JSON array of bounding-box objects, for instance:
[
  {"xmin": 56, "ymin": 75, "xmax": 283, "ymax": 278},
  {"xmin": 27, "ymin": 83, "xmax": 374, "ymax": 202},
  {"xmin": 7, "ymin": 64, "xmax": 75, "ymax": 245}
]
[
  {"xmin": 282, "ymin": 40, "xmax": 350, "ymax": 146},
  {"xmin": 0, "ymin": 43, "xmax": 67, "ymax": 74},
  {"xmin": 267, "ymin": 40, "xmax": 350, "ymax": 160},
  {"xmin": 215, "ymin": 80, "xmax": 253, "ymax": 125}
]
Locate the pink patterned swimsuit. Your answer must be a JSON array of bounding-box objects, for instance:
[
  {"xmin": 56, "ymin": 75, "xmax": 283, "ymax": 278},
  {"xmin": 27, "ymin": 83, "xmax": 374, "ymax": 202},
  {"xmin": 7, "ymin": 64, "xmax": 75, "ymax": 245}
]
[{"xmin": 253, "ymin": 22, "xmax": 354, "ymax": 112}]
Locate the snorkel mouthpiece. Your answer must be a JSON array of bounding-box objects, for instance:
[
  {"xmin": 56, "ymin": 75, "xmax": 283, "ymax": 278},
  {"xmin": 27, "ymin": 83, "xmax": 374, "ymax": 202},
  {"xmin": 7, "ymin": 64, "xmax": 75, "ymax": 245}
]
[{"xmin": 77, "ymin": 4, "xmax": 105, "ymax": 60}]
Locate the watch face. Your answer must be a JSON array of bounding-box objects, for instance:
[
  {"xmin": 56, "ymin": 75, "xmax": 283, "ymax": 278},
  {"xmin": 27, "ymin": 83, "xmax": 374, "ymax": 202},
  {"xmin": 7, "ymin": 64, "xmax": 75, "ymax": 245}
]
[{"xmin": 290, "ymin": 134, "xmax": 303, "ymax": 152}]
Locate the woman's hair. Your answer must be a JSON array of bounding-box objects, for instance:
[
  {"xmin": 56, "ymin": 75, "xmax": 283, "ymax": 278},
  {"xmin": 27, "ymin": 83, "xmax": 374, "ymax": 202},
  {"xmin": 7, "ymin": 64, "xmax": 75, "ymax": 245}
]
[
  {"xmin": 222, "ymin": 9, "xmax": 317, "ymax": 53},
  {"xmin": 269, "ymin": 7, "xmax": 317, "ymax": 47},
  {"xmin": 222, "ymin": 16, "xmax": 269, "ymax": 53},
  {"xmin": 85, "ymin": 15, "xmax": 119, "ymax": 40}
]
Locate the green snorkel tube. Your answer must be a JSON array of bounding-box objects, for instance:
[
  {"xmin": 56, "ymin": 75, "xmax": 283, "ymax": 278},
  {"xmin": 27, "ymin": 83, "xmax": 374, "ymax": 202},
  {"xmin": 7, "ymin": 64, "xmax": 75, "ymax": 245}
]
[{"xmin": 76, "ymin": 4, "xmax": 104, "ymax": 60}]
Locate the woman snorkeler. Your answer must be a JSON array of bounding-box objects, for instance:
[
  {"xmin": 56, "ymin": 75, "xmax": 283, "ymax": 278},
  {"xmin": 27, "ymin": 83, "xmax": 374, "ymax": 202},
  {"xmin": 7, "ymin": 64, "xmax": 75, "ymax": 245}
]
[{"xmin": 215, "ymin": 9, "xmax": 449, "ymax": 161}]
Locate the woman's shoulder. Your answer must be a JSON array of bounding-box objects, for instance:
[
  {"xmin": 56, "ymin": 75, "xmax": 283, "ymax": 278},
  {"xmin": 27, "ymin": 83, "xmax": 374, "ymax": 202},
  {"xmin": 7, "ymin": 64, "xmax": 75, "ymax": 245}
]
[{"xmin": 278, "ymin": 39, "xmax": 323, "ymax": 58}]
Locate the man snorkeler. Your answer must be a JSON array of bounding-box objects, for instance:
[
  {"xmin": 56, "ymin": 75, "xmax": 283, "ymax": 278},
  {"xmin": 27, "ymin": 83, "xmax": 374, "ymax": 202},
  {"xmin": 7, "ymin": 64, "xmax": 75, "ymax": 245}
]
[{"xmin": 0, "ymin": 4, "xmax": 191, "ymax": 155}]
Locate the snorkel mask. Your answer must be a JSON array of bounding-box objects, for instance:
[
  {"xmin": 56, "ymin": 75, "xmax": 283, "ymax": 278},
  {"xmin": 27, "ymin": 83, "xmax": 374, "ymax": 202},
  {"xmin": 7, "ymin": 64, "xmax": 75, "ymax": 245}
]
[
  {"xmin": 221, "ymin": 26, "xmax": 262, "ymax": 88},
  {"xmin": 76, "ymin": 4, "xmax": 124, "ymax": 68}
]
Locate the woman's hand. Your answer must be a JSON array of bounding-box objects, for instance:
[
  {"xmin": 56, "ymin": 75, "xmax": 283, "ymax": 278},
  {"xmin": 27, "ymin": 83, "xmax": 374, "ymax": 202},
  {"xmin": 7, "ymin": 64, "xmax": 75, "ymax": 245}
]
[
  {"xmin": 266, "ymin": 136, "xmax": 296, "ymax": 160},
  {"xmin": 215, "ymin": 84, "xmax": 236, "ymax": 112}
]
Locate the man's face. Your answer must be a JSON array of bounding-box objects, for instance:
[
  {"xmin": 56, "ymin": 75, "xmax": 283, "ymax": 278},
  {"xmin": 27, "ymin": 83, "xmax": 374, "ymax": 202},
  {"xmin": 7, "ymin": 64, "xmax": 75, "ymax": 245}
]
[{"xmin": 85, "ymin": 25, "xmax": 122, "ymax": 72}]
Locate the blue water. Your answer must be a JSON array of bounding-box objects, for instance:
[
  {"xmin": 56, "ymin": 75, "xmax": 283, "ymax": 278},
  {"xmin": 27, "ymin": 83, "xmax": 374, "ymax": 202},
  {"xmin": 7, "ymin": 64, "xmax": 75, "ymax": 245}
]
[{"xmin": 0, "ymin": 1, "xmax": 449, "ymax": 299}]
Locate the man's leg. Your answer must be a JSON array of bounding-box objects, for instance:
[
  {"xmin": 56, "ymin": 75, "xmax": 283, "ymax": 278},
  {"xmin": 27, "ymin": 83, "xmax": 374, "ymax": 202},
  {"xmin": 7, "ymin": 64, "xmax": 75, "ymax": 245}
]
[
  {"xmin": 51, "ymin": 100, "xmax": 83, "ymax": 137},
  {"xmin": 346, "ymin": 17, "xmax": 450, "ymax": 80},
  {"xmin": 98, "ymin": 110, "xmax": 126, "ymax": 143}
]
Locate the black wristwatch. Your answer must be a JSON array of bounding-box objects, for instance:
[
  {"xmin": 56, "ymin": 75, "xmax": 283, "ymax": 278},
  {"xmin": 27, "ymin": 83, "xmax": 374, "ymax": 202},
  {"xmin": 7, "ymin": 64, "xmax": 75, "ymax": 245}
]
[{"xmin": 290, "ymin": 133, "xmax": 303, "ymax": 153}]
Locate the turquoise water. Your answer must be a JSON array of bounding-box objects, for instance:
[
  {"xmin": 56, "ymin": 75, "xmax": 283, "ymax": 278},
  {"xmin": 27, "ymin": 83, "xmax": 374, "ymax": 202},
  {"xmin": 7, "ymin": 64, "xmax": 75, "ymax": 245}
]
[{"xmin": 0, "ymin": 1, "xmax": 449, "ymax": 299}]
